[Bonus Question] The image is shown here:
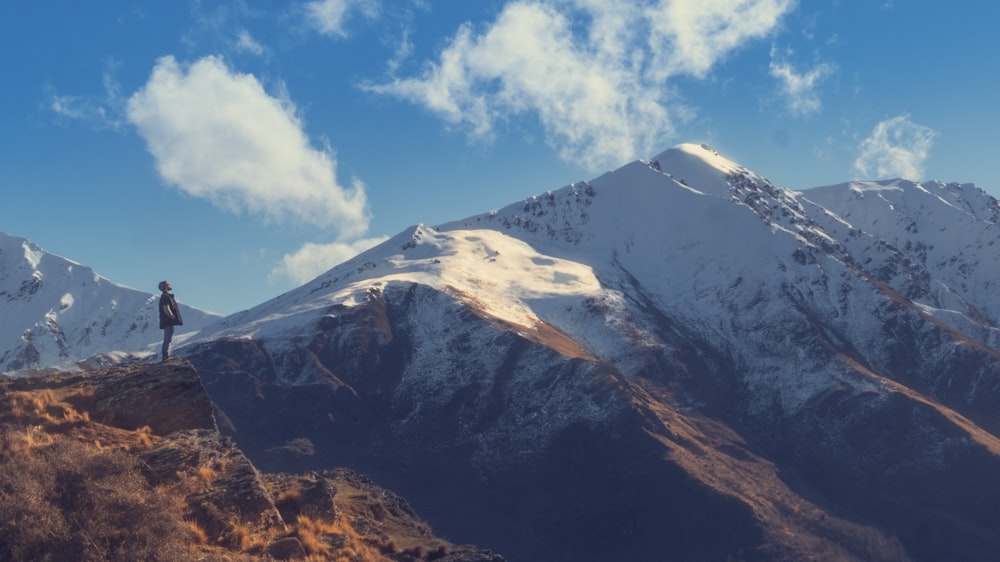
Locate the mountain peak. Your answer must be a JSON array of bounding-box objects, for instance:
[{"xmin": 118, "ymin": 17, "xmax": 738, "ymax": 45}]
[{"xmin": 649, "ymin": 143, "xmax": 746, "ymax": 196}]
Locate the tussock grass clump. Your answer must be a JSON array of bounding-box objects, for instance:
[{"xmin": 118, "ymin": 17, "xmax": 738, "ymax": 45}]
[
  {"xmin": 184, "ymin": 519, "xmax": 210, "ymax": 545},
  {"xmin": 196, "ymin": 457, "xmax": 230, "ymax": 487},
  {"xmin": 0, "ymin": 388, "xmax": 92, "ymax": 429}
]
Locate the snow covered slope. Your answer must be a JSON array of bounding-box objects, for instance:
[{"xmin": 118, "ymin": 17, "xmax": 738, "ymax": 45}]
[
  {"xmin": 803, "ymin": 179, "xmax": 1000, "ymax": 326},
  {"xmin": 0, "ymin": 233, "xmax": 221, "ymax": 373}
]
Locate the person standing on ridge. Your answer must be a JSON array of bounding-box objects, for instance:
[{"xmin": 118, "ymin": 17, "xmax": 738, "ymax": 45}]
[{"xmin": 158, "ymin": 280, "xmax": 183, "ymax": 361}]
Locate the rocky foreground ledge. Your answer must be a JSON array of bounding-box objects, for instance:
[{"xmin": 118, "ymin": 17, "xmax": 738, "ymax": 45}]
[{"xmin": 0, "ymin": 359, "xmax": 504, "ymax": 562}]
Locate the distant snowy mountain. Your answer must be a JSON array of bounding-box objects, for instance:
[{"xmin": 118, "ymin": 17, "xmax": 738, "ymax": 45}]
[
  {"xmin": 803, "ymin": 178, "xmax": 1000, "ymax": 329},
  {"xmin": 0, "ymin": 233, "xmax": 221, "ymax": 373}
]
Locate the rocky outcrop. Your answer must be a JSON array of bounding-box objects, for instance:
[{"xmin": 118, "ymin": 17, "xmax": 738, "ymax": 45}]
[
  {"xmin": 140, "ymin": 428, "xmax": 285, "ymax": 548},
  {"xmin": 5, "ymin": 358, "xmax": 216, "ymax": 435},
  {"xmin": 0, "ymin": 360, "xmax": 504, "ymax": 561}
]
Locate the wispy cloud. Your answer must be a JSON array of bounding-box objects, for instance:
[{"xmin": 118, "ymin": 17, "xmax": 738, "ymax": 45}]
[
  {"xmin": 854, "ymin": 114, "xmax": 937, "ymax": 180},
  {"xmin": 50, "ymin": 62, "xmax": 127, "ymax": 131},
  {"xmin": 303, "ymin": 0, "xmax": 380, "ymax": 37},
  {"xmin": 769, "ymin": 46, "xmax": 836, "ymax": 116},
  {"xmin": 126, "ymin": 55, "xmax": 370, "ymax": 238},
  {"xmin": 235, "ymin": 29, "xmax": 265, "ymax": 56},
  {"xmin": 272, "ymin": 236, "xmax": 389, "ymax": 284},
  {"xmin": 366, "ymin": 0, "xmax": 795, "ymax": 171}
]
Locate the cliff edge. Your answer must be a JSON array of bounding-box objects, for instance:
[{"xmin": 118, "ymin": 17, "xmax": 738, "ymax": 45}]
[{"xmin": 0, "ymin": 360, "xmax": 503, "ymax": 562}]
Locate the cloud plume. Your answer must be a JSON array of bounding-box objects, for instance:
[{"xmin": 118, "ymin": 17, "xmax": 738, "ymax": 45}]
[
  {"xmin": 273, "ymin": 237, "xmax": 389, "ymax": 284},
  {"xmin": 127, "ymin": 55, "xmax": 370, "ymax": 238},
  {"xmin": 769, "ymin": 46, "xmax": 835, "ymax": 116},
  {"xmin": 854, "ymin": 114, "xmax": 937, "ymax": 180},
  {"xmin": 367, "ymin": 0, "xmax": 795, "ymax": 170}
]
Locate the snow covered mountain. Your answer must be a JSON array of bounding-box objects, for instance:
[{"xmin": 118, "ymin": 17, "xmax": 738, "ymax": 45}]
[
  {"xmin": 0, "ymin": 233, "xmax": 221, "ymax": 373},
  {"xmin": 147, "ymin": 145, "xmax": 1000, "ymax": 559}
]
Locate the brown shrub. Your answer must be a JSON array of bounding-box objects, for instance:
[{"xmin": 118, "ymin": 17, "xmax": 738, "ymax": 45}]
[{"xmin": 134, "ymin": 425, "xmax": 154, "ymax": 451}]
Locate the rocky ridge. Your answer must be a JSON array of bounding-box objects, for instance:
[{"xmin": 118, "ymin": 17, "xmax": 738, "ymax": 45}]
[{"xmin": 0, "ymin": 360, "xmax": 503, "ymax": 561}]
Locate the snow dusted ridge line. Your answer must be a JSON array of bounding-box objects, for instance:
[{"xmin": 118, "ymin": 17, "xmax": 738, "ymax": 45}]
[
  {"xmin": 0, "ymin": 233, "xmax": 221, "ymax": 374},
  {"xmin": 182, "ymin": 143, "xmax": 1000, "ymax": 419}
]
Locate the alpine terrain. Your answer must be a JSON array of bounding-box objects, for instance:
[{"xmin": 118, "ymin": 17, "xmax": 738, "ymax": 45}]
[
  {"xmin": 0, "ymin": 359, "xmax": 505, "ymax": 561},
  {"xmin": 6, "ymin": 143, "xmax": 1000, "ymax": 561},
  {"xmin": 0, "ymin": 233, "xmax": 220, "ymax": 373},
  {"xmin": 173, "ymin": 143, "xmax": 1000, "ymax": 561}
]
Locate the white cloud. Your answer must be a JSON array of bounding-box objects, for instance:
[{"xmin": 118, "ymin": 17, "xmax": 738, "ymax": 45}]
[
  {"xmin": 854, "ymin": 114, "xmax": 937, "ymax": 180},
  {"xmin": 126, "ymin": 55, "xmax": 370, "ymax": 237},
  {"xmin": 368, "ymin": 0, "xmax": 796, "ymax": 171},
  {"xmin": 646, "ymin": 0, "xmax": 797, "ymax": 79},
  {"xmin": 273, "ymin": 236, "xmax": 389, "ymax": 284},
  {"xmin": 304, "ymin": 0, "xmax": 379, "ymax": 37},
  {"xmin": 769, "ymin": 46, "xmax": 835, "ymax": 116}
]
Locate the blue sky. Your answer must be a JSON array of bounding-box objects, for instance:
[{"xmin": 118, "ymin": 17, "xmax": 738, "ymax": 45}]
[{"xmin": 1, "ymin": 1, "xmax": 997, "ymax": 315}]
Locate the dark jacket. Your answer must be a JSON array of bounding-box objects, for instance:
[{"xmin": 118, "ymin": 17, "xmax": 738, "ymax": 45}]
[{"xmin": 159, "ymin": 292, "xmax": 183, "ymax": 329}]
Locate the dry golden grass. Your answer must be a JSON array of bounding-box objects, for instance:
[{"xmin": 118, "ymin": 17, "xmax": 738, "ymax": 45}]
[
  {"xmin": 297, "ymin": 526, "xmax": 329, "ymax": 556},
  {"xmin": 158, "ymin": 484, "xmax": 190, "ymax": 515},
  {"xmin": 293, "ymin": 512, "xmax": 400, "ymax": 561},
  {"xmin": 274, "ymin": 479, "xmax": 303, "ymax": 502},
  {"xmin": 1, "ymin": 377, "xmax": 465, "ymax": 562},
  {"xmin": 4, "ymin": 388, "xmax": 80, "ymax": 421},
  {"xmin": 198, "ymin": 462, "xmax": 219, "ymax": 486},
  {"xmin": 230, "ymin": 521, "xmax": 255, "ymax": 552},
  {"xmin": 2, "ymin": 425, "xmax": 55, "ymax": 455},
  {"xmin": 195, "ymin": 457, "xmax": 231, "ymax": 487},
  {"xmin": 185, "ymin": 519, "xmax": 209, "ymax": 545},
  {"xmin": 0, "ymin": 433, "xmax": 193, "ymax": 561},
  {"xmin": 228, "ymin": 518, "xmax": 278, "ymax": 553},
  {"xmin": 134, "ymin": 425, "xmax": 154, "ymax": 450}
]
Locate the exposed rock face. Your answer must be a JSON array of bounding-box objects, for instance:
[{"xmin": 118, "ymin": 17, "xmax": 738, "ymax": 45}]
[
  {"xmin": 0, "ymin": 360, "xmax": 503, "ymax": 561},
  {"xmin": 5, "ymin": 358, "xmax": 218, "ymax": 436},
  {"xmin": 96, "ymin": 360, "xmax": 219, "ymax": 434},
  {"xmin": 140, "ymin": 428, "xmax": 285, "ymax": 546}
]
